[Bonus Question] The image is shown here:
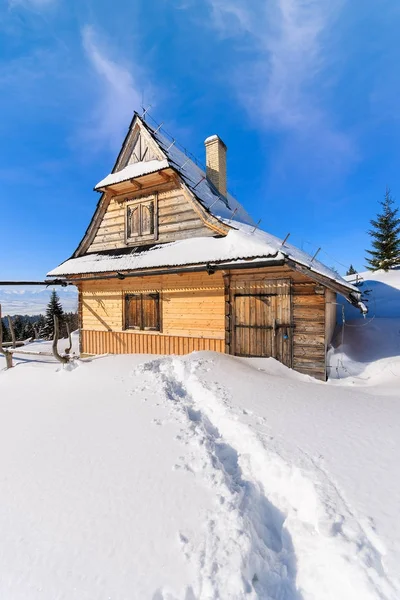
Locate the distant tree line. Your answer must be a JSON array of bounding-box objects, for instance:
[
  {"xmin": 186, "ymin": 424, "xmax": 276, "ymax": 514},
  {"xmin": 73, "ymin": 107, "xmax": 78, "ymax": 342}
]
[{"xmin": 1, "ymin": 291, "xmax": 78, "ymax": 343}]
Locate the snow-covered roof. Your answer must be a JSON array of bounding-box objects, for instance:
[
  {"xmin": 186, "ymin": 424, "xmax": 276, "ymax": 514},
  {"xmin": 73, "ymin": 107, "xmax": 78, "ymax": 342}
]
[
  {"xmin": 95, "ymin": 159, "xmax": 169, "ymax": 190},
  {"xmin": 48, "ymin": 221, "xmax": 358, "ymax": 294},
  {"xmin": 142, "ymin": 120, "xmax": 254, "ymax": 226}
]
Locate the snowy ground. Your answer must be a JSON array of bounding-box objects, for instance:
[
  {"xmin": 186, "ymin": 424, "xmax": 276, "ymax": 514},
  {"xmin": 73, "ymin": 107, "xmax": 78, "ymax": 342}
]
[{"xmin": 0, "ymin": 270, "xmax": 399, "ymax": 599}]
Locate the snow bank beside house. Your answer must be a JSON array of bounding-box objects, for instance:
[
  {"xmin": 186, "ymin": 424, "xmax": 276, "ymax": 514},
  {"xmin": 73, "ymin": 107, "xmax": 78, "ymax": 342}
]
[
  {"xmin": 342, "ymin": 268, "xmax": 400, "ymax": 319},
  {"xmin": 329, "ymin": 268, "xmax": 400, "ymax": 381},
  {"xmin": 0, "ymin": 346, "xmax": 399, "ymax": 599}
]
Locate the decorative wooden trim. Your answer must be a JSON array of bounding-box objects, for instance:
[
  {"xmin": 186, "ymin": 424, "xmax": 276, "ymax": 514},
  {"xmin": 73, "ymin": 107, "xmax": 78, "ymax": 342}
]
[
  {"xmin": 124, "ymin": 194, "xmax": 158, "ymax": 246},
  {"xmin": 113, "ymin": 178, "xmax": 177, "ymax": 203}
]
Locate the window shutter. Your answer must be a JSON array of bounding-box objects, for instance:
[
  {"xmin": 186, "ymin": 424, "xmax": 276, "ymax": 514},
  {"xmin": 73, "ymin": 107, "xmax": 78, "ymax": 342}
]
[
  {"xmin": 128, "ymin": 205, "xmax": 140, "ymax": 238},
  {"xmin": 142, "ymin": 293, "xmax": 160, "ymax": 331},
  {"xmin": 141, "ymin": 202, "xmax": 154, "ymax": 236},
  {"xmin": 126, "ymin": 295, "xmax": 141, "ymax": 329}
]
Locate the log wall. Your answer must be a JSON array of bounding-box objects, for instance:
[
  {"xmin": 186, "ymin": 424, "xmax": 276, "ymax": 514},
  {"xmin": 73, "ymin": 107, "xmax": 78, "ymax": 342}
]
[
  {"xmin": 79, "ymin": 265, "xmax": 332, "ymax": 380},
  {"xmin": 88, "ymin": 185, "xmax": 215, "ymax": 253},
  {"xmin": 80, "ymin": 271, "xmax": 226, "ymax": 355},
  {"xmin": 227, "ymin": 266, "xmax": 328, "ymax": 380},
  {"xmin": 325, "ymin": 289, "xmax": 337, "ymax": 348}
]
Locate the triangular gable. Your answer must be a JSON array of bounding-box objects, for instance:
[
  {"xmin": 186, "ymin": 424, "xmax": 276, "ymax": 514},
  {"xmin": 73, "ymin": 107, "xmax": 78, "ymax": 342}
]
[
  {"xmin": 73, "ymin": 113, "xmax": 230, "ymax": 257},
  {"xmin": 117, "ymin": 119, "xmax": 165, "ymax": 170}
]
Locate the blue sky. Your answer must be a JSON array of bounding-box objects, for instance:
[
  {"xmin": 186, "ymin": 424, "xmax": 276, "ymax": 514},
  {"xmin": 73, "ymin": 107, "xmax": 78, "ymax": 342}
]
[{"xmin": 1, "ymin": 0, "xmax": 400, "ymax": 281}]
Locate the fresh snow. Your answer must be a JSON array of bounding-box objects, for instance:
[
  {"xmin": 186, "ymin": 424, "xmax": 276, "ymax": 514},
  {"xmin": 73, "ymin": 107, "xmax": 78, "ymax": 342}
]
[
  {"xmin": 1, "ymin": 272, "xmax": 399, "ymax": 599},
  {"xmin": 1, "ymin": 331, "xmax": 399, "ymax": 597},
  {"xmin": 95, "ymin": 159, "xmax": 169, "ymax": 190},
  {"xmin": 146, "ymin": 121, "xmax": 254, "ymax": 226},
  {"xmin": 329, "ymin": 268, "xmax": 400, "ymax": 384},
  {"xmin": 343, "ymin": 268, "xmax": 400, "ymax": 319},
  {"xmin": 48, "ymin": 222, "xmax": 358, "ymax": 297}
]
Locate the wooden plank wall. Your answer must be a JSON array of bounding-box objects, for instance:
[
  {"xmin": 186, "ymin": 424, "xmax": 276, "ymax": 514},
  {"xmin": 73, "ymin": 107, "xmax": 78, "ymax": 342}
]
[
  {"xmin": 80, "ymin": 271, "xmax": 226, "ymax": 353},
  {"xmin": 79, "ymin": 265, "xmax": 330, "ymax": 380},
  {"xmin": 82, "ymin": 330, "xmax": 224, "ymax": 356},
  {"xmin": 88, "ymin": 185, "xmax": 214, "ymax": 253},
  {"xmin": 228, "ymin": 266, "xmax": 328, "ymax": 380},
  {"xmin": 325, "ymin": 289, "xmax": 337, "ymax": 347}
]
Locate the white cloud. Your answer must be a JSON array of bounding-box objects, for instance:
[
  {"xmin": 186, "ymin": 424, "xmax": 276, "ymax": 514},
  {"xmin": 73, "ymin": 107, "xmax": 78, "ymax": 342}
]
[
  {"xmin": 8, "ymin": 0, "xmax": 56, "ymax": 7},
  {"xmin": 81, "ymin": 25, "xmax": 144, "ymax": 149},
  {"xmin": 0, "ymin": 287, "xmax": 77, "ymax": 316},
  {"xmin": 207, "ymin": 0, "xmax": 355, "ymax": 174}
]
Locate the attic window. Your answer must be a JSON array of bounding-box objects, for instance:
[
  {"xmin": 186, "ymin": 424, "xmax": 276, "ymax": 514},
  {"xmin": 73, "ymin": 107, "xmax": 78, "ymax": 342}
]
[
  {"xmin": 126, "ymin": 197, "xmax": 157, "ymax": 243},
  {"xmin": 125, "ymin": 293, "xmax": 160, "ymax": 331}
]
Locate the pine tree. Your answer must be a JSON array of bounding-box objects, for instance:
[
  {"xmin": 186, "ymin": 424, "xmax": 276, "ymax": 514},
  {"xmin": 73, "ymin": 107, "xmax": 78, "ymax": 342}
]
[
  {"xmin": 36, "ymin": 315, "xmax": 46, "ymax": 338},
  {"xmin": 1, "ymin": 319, "xmax": 10, "ymax": 343},
  {"xmin": 12, "ymin": 316, "xmax": 24, "ymax": 341},
  {"xmin": 43, "ymin": 290, "xmax": 65, "ymax": 339},
  {"xmin": 366, "ymin": 188, "xmax": 400, "ymax": 271},
  {"xmin": 346, "ymin": 264, "xmax": 357, "ymax": 276}
]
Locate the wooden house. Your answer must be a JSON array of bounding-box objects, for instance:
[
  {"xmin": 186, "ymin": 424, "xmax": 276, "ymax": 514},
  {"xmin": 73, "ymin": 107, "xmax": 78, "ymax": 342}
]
[{"xmin": 48, "ymin": 113, "xmax": 364, "ymax": 380}]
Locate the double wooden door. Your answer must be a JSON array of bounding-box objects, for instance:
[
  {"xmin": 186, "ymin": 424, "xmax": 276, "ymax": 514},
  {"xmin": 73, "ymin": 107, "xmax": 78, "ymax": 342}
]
[{"xmin": 233, "ymin": 279, "xmax": 292, "ymax": 367}]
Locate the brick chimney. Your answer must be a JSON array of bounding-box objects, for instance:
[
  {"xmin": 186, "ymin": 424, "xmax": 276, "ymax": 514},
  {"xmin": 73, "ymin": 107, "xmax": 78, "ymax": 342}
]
[{"xmin": 204, "ymin": 135, "xmax": 227, "ymax": 197}]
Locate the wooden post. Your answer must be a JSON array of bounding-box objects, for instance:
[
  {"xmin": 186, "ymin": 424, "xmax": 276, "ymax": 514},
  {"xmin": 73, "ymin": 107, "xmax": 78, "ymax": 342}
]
[
  {"xmin": 223, "ymin": 272, "xmax": 231, "ymax": 355},
  {"xmin": 64, "ymin": 322, "xmax": 72, "ymax": 354},
  {"xmin": 0, "ymin": 306, "xmax": 13, "ymax": 369},
  {"xmin": 7, "ymin": 315, "xmax": 16, "ymax": 348},
  {"xmin": 52, "ymin": 316, "xmax": 69, "ymax": 364}
]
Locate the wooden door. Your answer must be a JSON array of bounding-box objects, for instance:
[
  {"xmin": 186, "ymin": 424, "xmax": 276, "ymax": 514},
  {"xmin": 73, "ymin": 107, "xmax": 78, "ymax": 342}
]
[{"xmin": 233, "ymin": 279, "xmax": 292, "ymax": 367}]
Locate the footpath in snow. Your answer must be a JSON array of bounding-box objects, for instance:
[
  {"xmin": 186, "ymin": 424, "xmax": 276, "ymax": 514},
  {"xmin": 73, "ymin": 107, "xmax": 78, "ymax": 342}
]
[
  {"xmin": 0, "ymin": 268, "xmax": 399, "ymax": 599},
  {"xmin": 0, "ymin": 343, "xmax": 399, "ymax": 599}
]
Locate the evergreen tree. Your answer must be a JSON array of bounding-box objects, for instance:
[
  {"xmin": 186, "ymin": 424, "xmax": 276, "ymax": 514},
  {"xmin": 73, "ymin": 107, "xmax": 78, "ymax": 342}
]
[
  {"xmin": 36, "ymin": 315, "xmax": 46, "ymax": 338},
  {"xmin": 64, "ymin": 311, "xmax": 79, "ymax": 334},
  {"xmin": 366, "ymin": 188, "xmax": 400, "ymax": 271},
  {"xmin": 1, "ymin": 319, "xmax": 10, "ymax": 343},
  {"xmin": 22, "ymin": 321, "xmax": 35, "ymax": 340},
  {"xmin": 12, "ymin": 316, "xmax": 24, "ymax": 341},
  {"xmin": 43, "ymin": 290, "xmax": 65, "ymax": 339},
  {"xmin": 346, "ymin": 264, "xmax": 357, "ymax": 276}
]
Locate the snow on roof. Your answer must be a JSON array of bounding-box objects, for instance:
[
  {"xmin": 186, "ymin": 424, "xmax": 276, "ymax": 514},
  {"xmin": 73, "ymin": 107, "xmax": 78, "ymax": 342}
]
[
  {"xmin": 204, "ymin": 134, "xmax": 226, "ymax": 147},
  {"xmin": 95, "ymin": 159, "xmax": 169, "ymax": 190},
  {"xmin": 143, "ymin": 121, "xmax": 255, "ymax": 226},
  {"xmin": 47, "ymin": 220, "xmax": 358, "ymax": 295}
]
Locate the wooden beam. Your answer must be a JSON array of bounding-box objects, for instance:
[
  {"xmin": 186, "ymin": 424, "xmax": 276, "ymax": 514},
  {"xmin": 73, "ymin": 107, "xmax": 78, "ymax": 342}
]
[
  {"xmin": 0, "ymin": 280, "xmax": 72, "ymax": 286},
  {"xmin": 130, "ymin": 179, "xmax": 143, "ymax": 190},
  {"xmin": 159, "ymin": 170, "xmax": 172, "ymax": 183},
  {"xmin": 285, "ymin": 259, "xmax": 361, "ymax": 307},
  {"xmin": 114, "ymin": 180, "xmax": 177, "ymax": 203}
]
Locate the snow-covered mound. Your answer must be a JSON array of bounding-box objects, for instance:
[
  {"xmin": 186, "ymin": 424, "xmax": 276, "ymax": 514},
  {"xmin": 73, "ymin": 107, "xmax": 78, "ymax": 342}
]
[
  {"xmin": 343, "ymin": 268, "xmax": 400, "ymax": 319},
  {"xmin": 330, "ymin": 268, "xmax": 400, "ymax": 382},
  {"xmin": 0, "ymin": 350, "xmax": 399, "ymax": 599}
]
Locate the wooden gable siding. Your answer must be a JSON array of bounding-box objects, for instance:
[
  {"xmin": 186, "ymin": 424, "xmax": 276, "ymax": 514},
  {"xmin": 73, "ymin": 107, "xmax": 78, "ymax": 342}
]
[{"xmin": 88, "ymin": 185, "xmax": 215, "ymax": 253}]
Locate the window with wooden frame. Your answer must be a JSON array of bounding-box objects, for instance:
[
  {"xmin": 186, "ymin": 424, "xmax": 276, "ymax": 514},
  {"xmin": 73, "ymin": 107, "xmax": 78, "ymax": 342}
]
[
  {"xmin": 125, "ymin": 293, "xmax": 160, "ymax": 331},
  {"xmin": 126, "ymin": 197, "xmax": 157, "ymax": 243}
]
